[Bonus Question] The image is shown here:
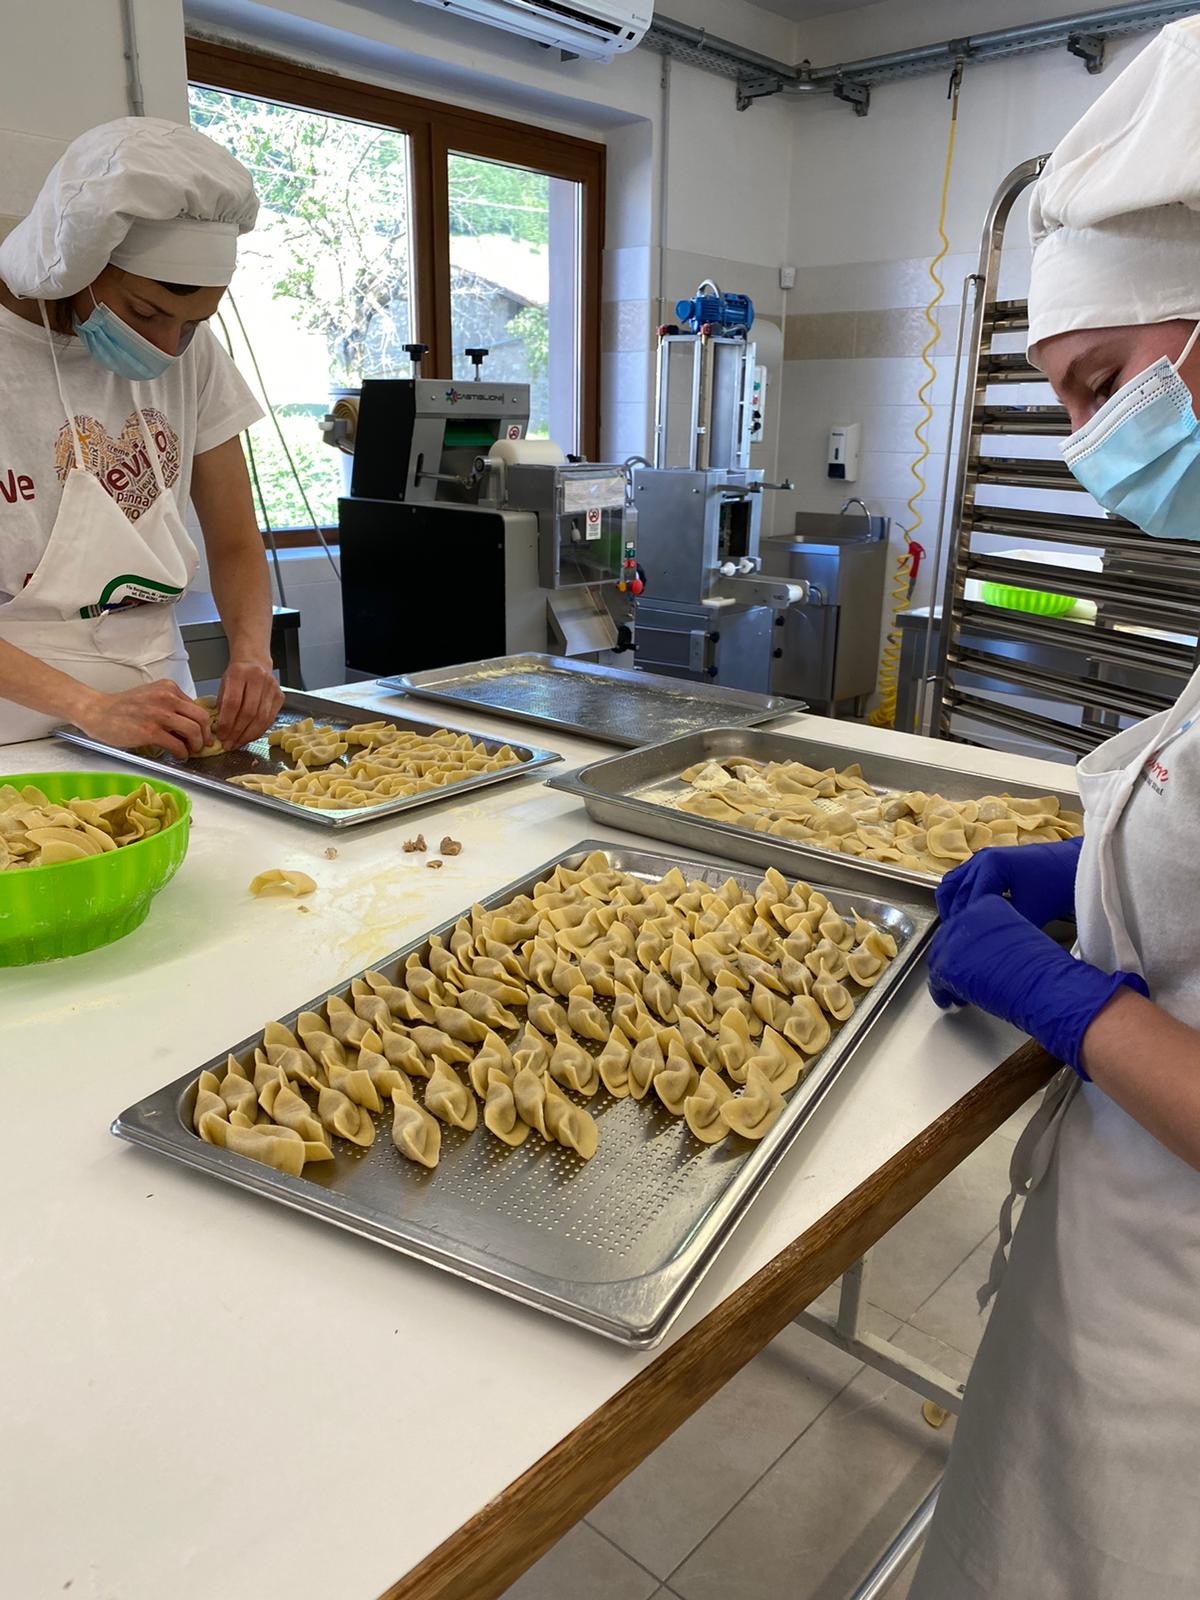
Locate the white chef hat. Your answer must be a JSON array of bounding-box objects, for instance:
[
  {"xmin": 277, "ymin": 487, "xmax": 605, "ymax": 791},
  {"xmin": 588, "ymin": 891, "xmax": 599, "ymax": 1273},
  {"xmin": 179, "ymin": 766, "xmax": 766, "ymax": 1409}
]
[
  {"xmin": 1028, "ymin": 16, "xmax": 1200, "ymax": 358},
  {"xmin": 0, "ymin": 117, "xmax": 258, "ymax": 299}
]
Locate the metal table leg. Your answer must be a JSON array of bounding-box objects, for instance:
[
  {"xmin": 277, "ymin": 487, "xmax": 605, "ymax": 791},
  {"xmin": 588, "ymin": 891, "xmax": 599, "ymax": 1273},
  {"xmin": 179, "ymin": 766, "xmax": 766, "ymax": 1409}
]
[
  {"xmin": 794, "ymin": 1253, "xmax": 965, "ymax": 1414},
  {"xmin": 847, "ymin": 1483, "xmax": 940, "ymax": 1600},
  {"xmin": 794, "ymin": 1254, "xmax": 959, "ymax": 1596}
]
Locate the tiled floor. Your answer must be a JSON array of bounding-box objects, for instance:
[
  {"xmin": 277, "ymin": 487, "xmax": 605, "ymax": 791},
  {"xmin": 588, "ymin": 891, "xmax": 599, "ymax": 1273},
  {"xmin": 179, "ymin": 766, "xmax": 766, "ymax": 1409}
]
[{"xmin": 500, "ymin": 1100, "xmax": 1035, "ymax": 1600}]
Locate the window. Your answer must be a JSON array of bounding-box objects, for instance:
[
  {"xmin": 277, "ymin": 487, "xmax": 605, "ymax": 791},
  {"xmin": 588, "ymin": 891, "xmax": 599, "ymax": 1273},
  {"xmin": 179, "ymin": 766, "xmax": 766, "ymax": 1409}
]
[
  {"xmin": 447, "ymin": 156, "xmax": 582, "ymax": 445},
  {"xmin": 186, "ymin": 41, "xmax": 604, "ymax": 540}
]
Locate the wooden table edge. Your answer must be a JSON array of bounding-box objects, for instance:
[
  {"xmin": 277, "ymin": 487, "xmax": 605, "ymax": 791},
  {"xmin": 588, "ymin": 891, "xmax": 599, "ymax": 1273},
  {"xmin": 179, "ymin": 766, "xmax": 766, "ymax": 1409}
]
[{"xmin": 380, "ymin": 1040, "xmax": 1057, "ymax": 1600}]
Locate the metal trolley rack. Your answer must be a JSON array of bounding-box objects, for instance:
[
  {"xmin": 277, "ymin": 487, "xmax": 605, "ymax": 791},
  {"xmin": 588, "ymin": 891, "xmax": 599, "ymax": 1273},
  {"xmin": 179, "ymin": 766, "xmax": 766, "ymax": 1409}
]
[{"xmin": 933, "ymin": 156, "xmax": 1200, "ymax": 758}]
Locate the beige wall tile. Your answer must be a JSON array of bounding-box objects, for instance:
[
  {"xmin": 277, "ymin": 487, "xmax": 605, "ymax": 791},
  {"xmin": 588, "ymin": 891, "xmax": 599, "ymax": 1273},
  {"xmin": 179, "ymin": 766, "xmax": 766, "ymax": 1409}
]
[
  {"xmin": 855, "ymin": 306, "xmax": 923, "ymax": 359},
  {"xmin": 782, "ymin": 308, "xmax": 963, "ymax": 362},
  {"xmin": 853, "ymin": 306, "xmax": 961, "ymax": 359},
  {"xmin": 784, "ymin": 311, "xmax": 857, "ymax": 361}
]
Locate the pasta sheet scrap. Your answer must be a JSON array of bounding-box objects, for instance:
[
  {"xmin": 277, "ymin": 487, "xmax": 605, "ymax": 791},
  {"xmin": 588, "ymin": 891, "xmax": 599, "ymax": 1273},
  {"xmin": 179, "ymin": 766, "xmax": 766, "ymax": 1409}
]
[{"xmin": 0, "ymin": 781, "xmax": 179, "ymax": 871}]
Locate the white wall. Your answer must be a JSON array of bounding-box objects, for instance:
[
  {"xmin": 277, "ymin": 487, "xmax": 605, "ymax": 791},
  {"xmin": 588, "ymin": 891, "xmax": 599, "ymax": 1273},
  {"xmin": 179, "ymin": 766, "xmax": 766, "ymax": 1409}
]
[{"xmin": 0, "ymin": 0, "xmax": 188, "ymax": 230}]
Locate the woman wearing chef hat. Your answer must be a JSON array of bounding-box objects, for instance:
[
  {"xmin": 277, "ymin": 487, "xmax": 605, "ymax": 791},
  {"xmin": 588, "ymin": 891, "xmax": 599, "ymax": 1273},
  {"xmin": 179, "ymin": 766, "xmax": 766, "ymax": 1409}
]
[
  {"xmin": 0, "ymin": 117, "xmax": 283, "ymax": 754},
  {"xmin": 911, "ymin": 18, "xmax": 1200, "ymax": 1599}
]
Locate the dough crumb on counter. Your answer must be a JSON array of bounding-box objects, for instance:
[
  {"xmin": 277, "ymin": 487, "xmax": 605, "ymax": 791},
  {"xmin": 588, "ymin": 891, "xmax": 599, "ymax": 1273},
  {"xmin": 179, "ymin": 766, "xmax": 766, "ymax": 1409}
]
[
  {"xmin": 427, "ymin": 859, "xmax": 443, "ymax": 870},
  {"xmin": 403, "ymin": 834, "xmax": 427, "ymax": 853},
  {"xmin": 440, "ymin": 836, "xmax": 463, "ymax": 856}
]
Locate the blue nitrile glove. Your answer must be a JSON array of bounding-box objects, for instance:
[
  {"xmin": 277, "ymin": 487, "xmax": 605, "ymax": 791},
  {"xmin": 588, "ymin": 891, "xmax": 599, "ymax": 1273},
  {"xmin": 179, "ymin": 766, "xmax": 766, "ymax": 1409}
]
[
  {"xmin": 928, "ymin": 894, "xmax": 1148, "ymax": 1079},
  {"xmin": 936, "ymin": 836, "xmax": 1084, "ymax": 929}
]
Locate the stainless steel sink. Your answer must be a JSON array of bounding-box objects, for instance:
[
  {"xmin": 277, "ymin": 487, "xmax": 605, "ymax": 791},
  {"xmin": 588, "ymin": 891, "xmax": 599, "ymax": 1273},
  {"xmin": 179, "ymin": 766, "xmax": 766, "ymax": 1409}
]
[{"xmin": 776, "ymin": 510, "xmax": 890, "ymax": 544}]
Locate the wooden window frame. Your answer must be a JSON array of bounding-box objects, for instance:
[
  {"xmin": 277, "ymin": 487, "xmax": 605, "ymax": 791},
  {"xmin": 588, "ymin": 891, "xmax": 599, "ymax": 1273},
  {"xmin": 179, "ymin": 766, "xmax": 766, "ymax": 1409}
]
[{"xmin": 186, "ymin": 38, "xmax": 605, "ymax": 460}]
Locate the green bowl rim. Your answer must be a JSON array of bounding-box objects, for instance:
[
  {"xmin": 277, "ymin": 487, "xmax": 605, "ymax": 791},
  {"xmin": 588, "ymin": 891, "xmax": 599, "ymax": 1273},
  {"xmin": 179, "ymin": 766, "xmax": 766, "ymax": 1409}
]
[
  {"xmin": 980, "ymin": 580, "xmax": 1074, "ymax": 608},
  {"xmin": 1, "ymin": 770, "xmax": 192, "ymax": 880}
]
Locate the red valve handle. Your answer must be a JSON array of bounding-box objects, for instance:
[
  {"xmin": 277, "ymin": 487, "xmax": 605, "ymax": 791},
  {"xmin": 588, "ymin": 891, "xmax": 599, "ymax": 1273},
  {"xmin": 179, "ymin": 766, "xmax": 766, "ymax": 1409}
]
[{"xmin": 908, "ymin": 540, "xmax": 926, "ymax": 584}]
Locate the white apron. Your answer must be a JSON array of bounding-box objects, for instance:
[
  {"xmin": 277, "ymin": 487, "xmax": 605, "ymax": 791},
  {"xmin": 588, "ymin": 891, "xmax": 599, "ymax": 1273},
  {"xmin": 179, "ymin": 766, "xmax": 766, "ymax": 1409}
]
[
  {"xmin": 0, "ymin": 307, "xmax": 198, "ymax": 744},
  {"xmin": 911, "ymin": 673, "xmax": 1200, "ymax": 1599}
]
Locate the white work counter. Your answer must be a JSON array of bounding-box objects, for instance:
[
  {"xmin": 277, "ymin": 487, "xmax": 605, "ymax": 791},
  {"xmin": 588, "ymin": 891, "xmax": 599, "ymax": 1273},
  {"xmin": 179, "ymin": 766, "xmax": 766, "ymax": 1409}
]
[{"xmin": 0, "ymin": 686, "xmax": 1072, "ymax": 1600}]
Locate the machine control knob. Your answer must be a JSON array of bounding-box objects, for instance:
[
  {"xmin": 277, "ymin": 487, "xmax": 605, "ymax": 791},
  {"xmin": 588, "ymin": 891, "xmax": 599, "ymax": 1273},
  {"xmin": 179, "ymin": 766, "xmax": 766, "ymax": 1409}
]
[
  {"xmin": 464, "ymin": 347, "xmax": 489, "ymax": 377},
  {"xmin": 773, "ymin": 648, "xmax": 784, "ymax": 659},
  {"xmin": 708, "ymin": 632, "xmax": 721, "ymax": 644},
  {"xmin": 774, "ymin": 614, "xmax": 785, "ymax": 627},
  {"xmin": 630, "ymin": 576, "xmax": 644, "ymax": 596},
  {"xmin": 719, "ymin": 561, "xmax": 737, "ymax": 578},
  {"xmin": 737, "ymin": 557, "xmax": 757, "ymax": 575},
  {"xmin": 706, "ymin": 666, "xmax": 719, "ymax": 678},
  {"xmin": 403, "ymin": 343, "xmax": 429, "ymax": 365}
]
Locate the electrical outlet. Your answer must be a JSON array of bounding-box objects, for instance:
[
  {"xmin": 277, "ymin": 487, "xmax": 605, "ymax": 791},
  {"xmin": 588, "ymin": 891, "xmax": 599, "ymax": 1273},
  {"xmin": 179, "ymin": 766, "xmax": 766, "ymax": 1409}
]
[{"xmin": 779, "ymin": 265, "xmax": 797, "ymax": 291}]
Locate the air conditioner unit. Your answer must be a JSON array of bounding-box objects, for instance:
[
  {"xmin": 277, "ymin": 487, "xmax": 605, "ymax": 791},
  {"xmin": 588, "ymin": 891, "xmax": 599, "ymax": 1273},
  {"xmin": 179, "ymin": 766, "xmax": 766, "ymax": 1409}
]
[{"xmin": 409, "ymin": 0, "xmax": 654, "ymax": 60}]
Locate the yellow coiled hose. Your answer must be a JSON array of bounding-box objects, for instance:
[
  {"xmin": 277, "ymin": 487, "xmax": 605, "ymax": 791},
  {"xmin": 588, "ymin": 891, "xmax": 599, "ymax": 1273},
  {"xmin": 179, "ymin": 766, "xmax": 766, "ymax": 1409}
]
[{"xmin": 870, "ymin": 68, "xmax": 962, "ymax": 729}]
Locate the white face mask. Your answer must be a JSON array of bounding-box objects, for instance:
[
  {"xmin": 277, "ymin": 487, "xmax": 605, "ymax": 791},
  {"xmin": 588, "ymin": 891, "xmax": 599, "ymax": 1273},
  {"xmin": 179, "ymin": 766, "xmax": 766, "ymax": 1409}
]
[{"xmin": 1062, "ymin": 322, "xmax": 1200, "ymax": 539}]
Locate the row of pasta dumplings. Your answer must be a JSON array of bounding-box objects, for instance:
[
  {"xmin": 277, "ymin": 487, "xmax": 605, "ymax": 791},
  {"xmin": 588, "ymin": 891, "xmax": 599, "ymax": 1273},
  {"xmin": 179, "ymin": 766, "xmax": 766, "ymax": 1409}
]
[
  {"xmin": 226, "ymin": 718, "xmax": 525, "ymax": 811},
  {"xmin": 0, "ymin": 781, "xmax": 179, "ymax": 870},
  {"xmin": 190, "ymin": 850, "xmax": 900, "ymax": 1176},
  {"xmin": 674, "ymin": 757, "xmax": 1082, "ymax": 876}
]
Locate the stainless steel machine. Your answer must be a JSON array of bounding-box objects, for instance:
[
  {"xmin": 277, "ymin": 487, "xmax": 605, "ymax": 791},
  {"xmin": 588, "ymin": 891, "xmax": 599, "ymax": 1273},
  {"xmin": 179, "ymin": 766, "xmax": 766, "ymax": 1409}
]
[
  {"xmin": 622, "ymin": 290, "xmax": 805, "ymax": 693},
  {"xmin": 327, "ymin": 350, "xmax": 629, "ymax": 678},
  {"xmin": 623, "ymin": 290, "xmax": 893, "ymax": 706},
  {"xmin": 761, "ymin": 509, "xmax": 891, "ymax": 716}
]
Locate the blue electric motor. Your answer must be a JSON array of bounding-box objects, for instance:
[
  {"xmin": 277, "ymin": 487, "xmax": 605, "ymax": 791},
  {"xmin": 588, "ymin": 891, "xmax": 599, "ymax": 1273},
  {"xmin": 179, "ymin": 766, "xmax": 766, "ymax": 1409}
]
[{"xmin": 673, "ymin": 290, "xmax": 755, "ymax": 335}]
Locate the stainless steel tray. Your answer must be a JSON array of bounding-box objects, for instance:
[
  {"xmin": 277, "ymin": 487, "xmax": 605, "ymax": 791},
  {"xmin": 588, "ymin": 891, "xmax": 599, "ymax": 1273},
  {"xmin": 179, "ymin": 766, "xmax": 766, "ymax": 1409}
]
[
  {"xmin": 548, "ymin": 728, "xmax": 1081, "ymax": 897},
  {"xmin": 55, "ymin": 689, "xmax": 561, "ymax": 831},
  {"xmin": 383, "ymin": 654, "xmax": 805, "ymax": 747},
  {"xmin": 112, "ymin": 839, "xmax": 933, "ymax": 1348}
]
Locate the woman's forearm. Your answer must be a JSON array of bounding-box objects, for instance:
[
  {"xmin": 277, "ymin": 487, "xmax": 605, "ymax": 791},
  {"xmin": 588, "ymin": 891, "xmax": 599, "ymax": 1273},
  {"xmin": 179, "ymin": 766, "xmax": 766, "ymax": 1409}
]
[
  {"xmin": 209, "ymin": 534, "xmax": 274, "ymax": 663},
  {"xmin": 1081, "ymin": 987, "xmax": 1200, "ymax": 1170},
  {"xmin": 191, "ymin": 436, "xmax": 274, "ymax": 663},
  {"xmin": 0, "ymin": 637, "xmax": 97, "ymax": 723}
]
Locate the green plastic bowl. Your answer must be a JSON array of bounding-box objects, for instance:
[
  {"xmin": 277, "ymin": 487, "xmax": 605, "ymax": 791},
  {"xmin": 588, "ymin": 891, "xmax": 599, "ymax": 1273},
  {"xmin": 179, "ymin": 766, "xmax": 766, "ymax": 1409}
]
[
  {"xmin": 0, "ymin": 772, "xmax": 191, "ymax": 966},
  {"xmin": 981, "ymin": 581, "xmax": 1077, "ymax": 618}
]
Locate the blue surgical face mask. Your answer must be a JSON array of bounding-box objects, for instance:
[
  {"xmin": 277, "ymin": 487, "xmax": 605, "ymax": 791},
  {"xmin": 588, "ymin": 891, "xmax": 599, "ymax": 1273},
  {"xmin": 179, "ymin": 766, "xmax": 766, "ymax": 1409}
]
[
  {"xmin": 1062, "ymin": 321, "xmax": 1200, "ymax": 539},
  {"xmin": 72, "ymin": 290, "xmax": 185, "ymax": 381}
]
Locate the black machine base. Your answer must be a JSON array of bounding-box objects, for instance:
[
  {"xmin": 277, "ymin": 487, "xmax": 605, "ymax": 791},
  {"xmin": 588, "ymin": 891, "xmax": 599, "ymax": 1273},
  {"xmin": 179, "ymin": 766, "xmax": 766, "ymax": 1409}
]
[{"xmin": 338, "ymin": 497, "xmax": 510, "ymax": 678}]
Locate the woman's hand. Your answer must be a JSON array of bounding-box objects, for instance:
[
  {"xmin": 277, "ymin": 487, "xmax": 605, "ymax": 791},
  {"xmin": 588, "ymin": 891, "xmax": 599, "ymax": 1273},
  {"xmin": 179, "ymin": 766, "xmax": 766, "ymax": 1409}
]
[
  {"xmin": 928, "ymin": 893, "xmax": 1147, "ymax": 1078},
  {"xmin": 935, "ymin": 837, "xmax": 1084, "ymax": 928},
  {"xmin": 216, "ymin": 657, "xmax": 283, "ymax": 748},
  {"xmin": 74, "ymin": 681, "xmax": 210, "ymax": 759}
]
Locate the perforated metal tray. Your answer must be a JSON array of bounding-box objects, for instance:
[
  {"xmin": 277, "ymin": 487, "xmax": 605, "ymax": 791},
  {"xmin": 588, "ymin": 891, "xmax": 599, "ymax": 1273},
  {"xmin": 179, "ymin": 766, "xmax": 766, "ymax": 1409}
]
[
  {"xmin": 55, "ymin": 689, "xmax": 560, "ymax": 830},
  {"xmin": 384, "ymin": 655, "xmax": 805, "ymax": 746},
  {"xmin": 548, "ymin": 728, "xmax": 1081, "ymax": 897},
  {"xmin": 112, "ymin": 840, "xmax": 933, "ymax": 1347}
]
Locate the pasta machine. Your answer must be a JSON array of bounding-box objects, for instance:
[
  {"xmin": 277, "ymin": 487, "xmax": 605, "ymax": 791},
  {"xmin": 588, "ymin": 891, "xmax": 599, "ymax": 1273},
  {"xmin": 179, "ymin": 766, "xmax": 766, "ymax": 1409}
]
[
  {"xmin": 615, "ymin": 290, "xmax": 805, "ymax": 694},
  {"xmin": 326, "ymin": 349, "xmax": 631, "ymax": 678}
]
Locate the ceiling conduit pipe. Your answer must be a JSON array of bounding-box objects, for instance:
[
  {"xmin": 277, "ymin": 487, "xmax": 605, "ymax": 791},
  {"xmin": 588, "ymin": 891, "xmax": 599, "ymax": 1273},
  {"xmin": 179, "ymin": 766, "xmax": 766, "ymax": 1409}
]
[{"xmin": 647, "ymin": 2, "xmax": 1200, "ymax": 113}]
